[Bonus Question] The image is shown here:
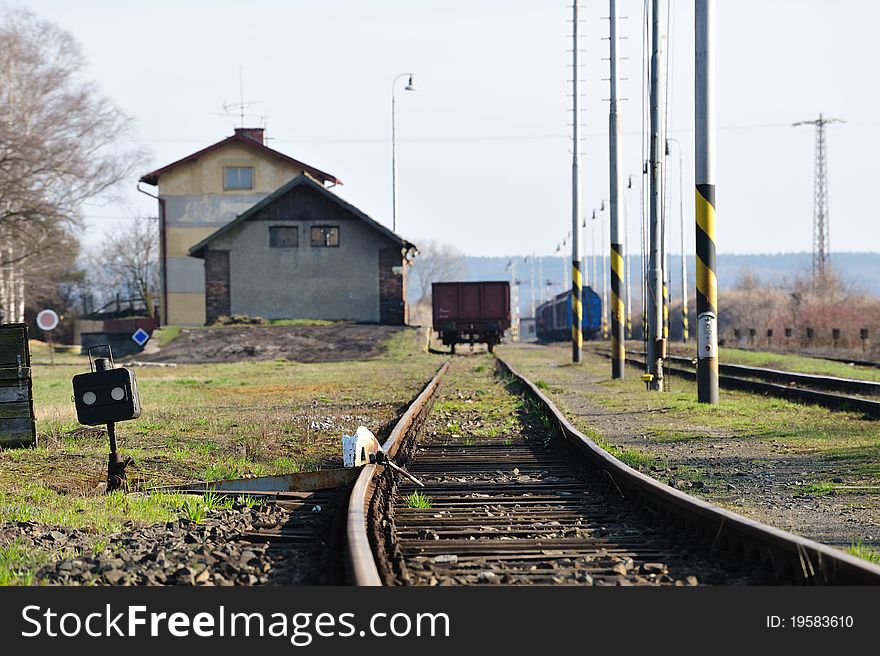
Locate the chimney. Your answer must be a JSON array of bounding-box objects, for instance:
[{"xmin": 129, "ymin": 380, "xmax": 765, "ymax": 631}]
[{"xmin": 234, "ymin": 127, "xmax": 264, "ymax": 144}]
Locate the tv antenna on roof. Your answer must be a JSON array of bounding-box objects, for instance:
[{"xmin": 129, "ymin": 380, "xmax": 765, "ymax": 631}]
[{"xmin": 221, "ymin": 65, "xmax": 266, "ymax": 128}]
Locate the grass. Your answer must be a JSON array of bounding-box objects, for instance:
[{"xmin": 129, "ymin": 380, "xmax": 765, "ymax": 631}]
[
  {"xmin": 0, "ymin": 486, "xmax": 189, "ymax": 531},
  {"xmin": 183, "ymin": 496, "xmax": 206, "ymax": 523},
  {"xmin": 151, "ymin": 325, "xmax": 182, "ymax": 347},
  {"xmin": 236, "ymin": 495, "xmax": 259, "ymax": 509},
  {"xmin": 847, "ymin": 540, "xmax": 880, "ymax": 565},
  {"xmin": 0, "ymin": 541, "xmax": 47, "ymax": 586},
  {"xmin": 0, "ymin": 328, "xmax": 440, "ymax": 546},
  {"xmin": 404, "ymin": 490, "xmax": 433, "ymax": 509},
  {"xmin": 579, "ymin": 425, "xmax": 656, "ymax": 470},
  {"xmin": 798, "ymin": 481, "xmax": 838, "ymax": 495}
]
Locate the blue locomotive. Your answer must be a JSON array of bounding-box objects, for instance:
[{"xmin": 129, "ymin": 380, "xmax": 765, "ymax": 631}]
[{"xmin": 535, "ymin": 288, "xmax": 602, "ymax": 342}]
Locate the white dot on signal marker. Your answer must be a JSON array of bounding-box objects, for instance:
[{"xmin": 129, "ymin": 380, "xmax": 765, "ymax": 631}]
[{"xmin": 110, "ymin": 387, "xmax": 125, "ymax": 401}]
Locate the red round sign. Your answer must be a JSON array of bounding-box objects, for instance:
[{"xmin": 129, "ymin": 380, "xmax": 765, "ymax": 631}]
[{"xmin": 36, "ymin": 309, "xmax": 59, "ymax": 332}]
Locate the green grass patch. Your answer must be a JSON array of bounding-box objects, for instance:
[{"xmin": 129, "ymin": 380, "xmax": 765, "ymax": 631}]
[
  {"xmin": 404, "ymin": 490, "xmax": 433, "ymax": 509},
  {"xmin": 580, "ymin": 426, "xmax": 655, "ymax": 469},
  {"xmin": 847, "ymin": 540, "xmax": 880, "ymax": 565},
  {"xmin": 199, "ymin": 459, "xmax": 268, "ymax": 482},
  {"xmin": 797, "ymin": 481, "xmax": 838, "ymax": 495},
  {"xmin": 0, "ymin": 487, "xmax": 188, "ymax": 531},
  {"xmin": 152, "ymin": 325, "xmax": 182, "ymax": 347},
  {"xmin": 0, "ymin": 541, "xmax": 49, "ymax": 586}
]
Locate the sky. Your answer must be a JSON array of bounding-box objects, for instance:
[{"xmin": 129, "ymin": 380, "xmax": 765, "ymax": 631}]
[{"xmin": 17, "ymin": 0, "xmax": 880, "ymax": 257}]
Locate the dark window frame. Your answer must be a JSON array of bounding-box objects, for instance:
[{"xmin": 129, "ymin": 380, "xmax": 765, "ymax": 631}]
[
  {"xmin": 223, "ymin": 166, "xmax": 254, "ymax": 190},
  {"xmin": 269, "ymin": 225, "xmax": 299, "ymax": 248},
  {"xmin": 310, "ymin": 225, "xmax": 340, "ymax": 247}
]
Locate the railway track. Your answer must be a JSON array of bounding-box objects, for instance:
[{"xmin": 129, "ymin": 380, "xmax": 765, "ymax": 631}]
[
  {"xmin": 620, "ymin": 350, "xmax": 880, "ymax": 417},
  {"xmin": 347, "ymin": 355, "xmax": 880, "ymax": 586}
]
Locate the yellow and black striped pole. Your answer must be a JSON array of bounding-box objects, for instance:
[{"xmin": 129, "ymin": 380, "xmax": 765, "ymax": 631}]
[
  {"xmin": 570, "ymin": 0, "xmax": 583, "ymax": 364},
  {"xmin": 611, "ymin": 242, "xmax": 625, "ymax": 378},
  {"xmin": 682, "ymin": 297, "xmax": 690, "ymax": 341},
  {"xmin": 572, "ymin": 261, "xmax": 583, "ymax": 359},
  {"xmin": 695, "ymin": 0, "xmax": 718, "ymax": 403},
  {"xmin": 662, "ymin": 281, "xmax": 669, "ymax": 340},
  {"xmin": 609, "ymin": 0, "xmax": 625, "ymax": 378}
]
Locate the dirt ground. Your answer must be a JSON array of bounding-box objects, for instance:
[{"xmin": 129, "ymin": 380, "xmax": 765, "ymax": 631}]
[
  {"xmin": 137, "ymin": 324, "xmax": 405, "ymax": 364},
  {"xmin": 497, "ymin": 342, "xmax": 880, "ymax": 554}
]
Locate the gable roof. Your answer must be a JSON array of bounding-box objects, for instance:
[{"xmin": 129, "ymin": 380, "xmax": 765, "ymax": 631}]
[
  {"xmin": 188, "ymin": 173, "xmax": 414, "ymax": 258},
  {"xmin": 139, "ymin": 131, "xmax": 342, "ymax": 187}
]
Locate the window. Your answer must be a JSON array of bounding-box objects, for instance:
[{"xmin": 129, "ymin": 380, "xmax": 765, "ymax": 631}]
[
  {"xmin": 310, "ymin": 225, "xmax": 339, "ymax": 247},
  {"xmin": 269, "ymin": 226, "xmax": 298, "ymax": 248},
  {"xmin": 223, "ymin": 166, "xmax": 254, "ymax": 190}
]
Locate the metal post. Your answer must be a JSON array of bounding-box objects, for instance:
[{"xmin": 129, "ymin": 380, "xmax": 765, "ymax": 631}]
[
  {"xmin": 647, "ymin": 0, "xmax": 665, "ymax": 391},
  {"xmin": 528, "ymin": 255, "xmax": 536, "ymax": 318},
  {"xmin": 571, "ymin": 0, "xmax": 583, "ymax": 363},
  {"xmin": 581, "ymin": 217, "xmax": 589, "ymax": 333},
  {"xmin": 538, "ymin": 257, "xmax": 544, "ymax": 302},
  {"xmin": 601, "ymin": 213, "xmax": 608, "ymax": 341},
  {"xmin": 695, "ymin": 0, "xmax": 718, "ymax": 403},
  {"xmin": 392, "ymin": 84, "xmax": 399, "ymax": 233},
  {"xmin": 624, "ymin": 175, "xmax": 634, "ymax": 340},
  {"xmin": 591, "ymin": 217, "xmax": 598, "ymax": 300},
  {"xmin": 609, "ymin": 0, "xmax": 625, "ymax": 378},
  {"xmin": 668, "ymin": 139, "xmax": 690, "ymax": 342},
  {"xmin": 391, "ymin": 73, "xmax": 415, "ymax": 233},
  {"xmin": 95, "ymin": 356, "xmax": 128, "ymax": 491}
]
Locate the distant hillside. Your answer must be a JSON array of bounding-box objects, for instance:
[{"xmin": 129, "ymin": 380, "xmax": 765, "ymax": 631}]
[{"xmin": 408, "ymin": 252, "xmax": 880, "ymax": 318}]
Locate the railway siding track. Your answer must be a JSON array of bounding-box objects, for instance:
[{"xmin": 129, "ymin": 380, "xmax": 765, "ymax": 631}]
[
  {"xmin": 618, "ymin": 351, "xmax": 880, "ymax": 417},
  {"xmin": 347, "ymin": 355, "xmax": 880, "ymax": 586}
]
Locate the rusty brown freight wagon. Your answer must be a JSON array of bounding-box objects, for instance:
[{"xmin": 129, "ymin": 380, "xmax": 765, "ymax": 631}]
[{"xmin": 431, "ymin": 281, "xmax": 510, "ymax": 353}]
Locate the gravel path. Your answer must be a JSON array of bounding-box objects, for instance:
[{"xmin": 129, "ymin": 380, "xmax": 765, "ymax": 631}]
[
  {"xmin": 2, "ymin": 498, "xmax": 339, "ymax": 585},
  {"xmin": 138, "ymin": 324, "xmax": 405, "ymax": 364}
]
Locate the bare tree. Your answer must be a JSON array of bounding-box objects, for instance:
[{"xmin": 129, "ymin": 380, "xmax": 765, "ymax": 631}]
[
  {"xmin": 0, "ymin": 8, "xmax": 147, "ymax": 322},
  {"xmin": 86, "ymin": 216, "xmax": 160, "ymax": 318},
  {"xmin": 408, "ymin": 240, "xmax": 467, "ymax": 304}
]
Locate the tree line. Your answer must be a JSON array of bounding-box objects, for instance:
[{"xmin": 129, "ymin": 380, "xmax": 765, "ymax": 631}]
[{"xmin": 0, "ymin": 8, "xmax": 155, "ymax": 339}]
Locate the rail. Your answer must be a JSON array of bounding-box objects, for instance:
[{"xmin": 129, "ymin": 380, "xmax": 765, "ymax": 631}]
[
  {"xmin": 346, "ymin": 360, "xmax": 450, "ymax": 586},
  {"xmin": 346, "ymin": 352, "xmax": 880, "ymax": 585},
  {"xmin": 624, "ymin": 350, "xmax": 880, "ymax": 417},
  {"xmin": 496, "ymin": 355, "xmax": 880, "ymax": 584}
]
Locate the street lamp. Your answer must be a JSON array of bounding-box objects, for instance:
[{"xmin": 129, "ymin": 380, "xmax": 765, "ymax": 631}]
[{"xmin": 392, "ymin": 73, "xmax": 417, "ymax": 233}]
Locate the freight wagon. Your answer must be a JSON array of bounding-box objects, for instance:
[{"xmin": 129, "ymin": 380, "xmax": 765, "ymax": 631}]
[
  {"xmin": 535, "ymin": 288, "xmax": 602, "ymax": 342},
  {"xmin": 432, "ymin": 281, "xmax": 511, "ymax": 353}
]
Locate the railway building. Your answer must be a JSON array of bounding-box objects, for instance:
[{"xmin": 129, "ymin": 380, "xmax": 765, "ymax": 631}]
[
  {"xmin": 188, "ymin": 174, "xmax": 414, "ymax": 324},
  {"xmin": 140, "ymin": 128, "xmax": 414, "ymax": 325}
]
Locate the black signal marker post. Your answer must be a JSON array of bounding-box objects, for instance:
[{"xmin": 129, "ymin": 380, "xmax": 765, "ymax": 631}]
[
  {"xmin": 695, "ymin": 0, "xmax": 719, "ymax": 404},
  {"xmin": 72, "ymin": 348, "xmax": 141, "ymax": 492}
]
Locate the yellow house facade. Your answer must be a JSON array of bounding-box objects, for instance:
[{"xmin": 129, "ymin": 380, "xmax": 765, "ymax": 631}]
[{"xmin": 139, "ymin": 128, "xmax": 341, "ymax": 325}]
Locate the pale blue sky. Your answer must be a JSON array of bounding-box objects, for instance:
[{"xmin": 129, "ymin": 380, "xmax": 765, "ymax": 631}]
[{"xmin": 19, "ymin": 0, "xmax": 880, "ymax": 256}]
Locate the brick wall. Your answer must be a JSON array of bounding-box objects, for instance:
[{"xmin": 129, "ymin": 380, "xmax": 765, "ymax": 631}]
[
  {"xmin": 378, "ymin": 247, "xmax": 406, "ymax": 325},
  {"xmin": 204, "ymin": 250, "xmax": 230, "ymax": 324}
]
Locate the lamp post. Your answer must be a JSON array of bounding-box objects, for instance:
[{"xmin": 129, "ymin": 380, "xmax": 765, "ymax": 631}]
[{"xmin": 392, "ymin": 73, "xmax": 417, "ymax": 233}]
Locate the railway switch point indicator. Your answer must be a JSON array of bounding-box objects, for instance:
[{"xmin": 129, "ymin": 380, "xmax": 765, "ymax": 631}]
[{"xmin": 72, "ymin": 345, "xmax": 142, "ymax": 492}]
